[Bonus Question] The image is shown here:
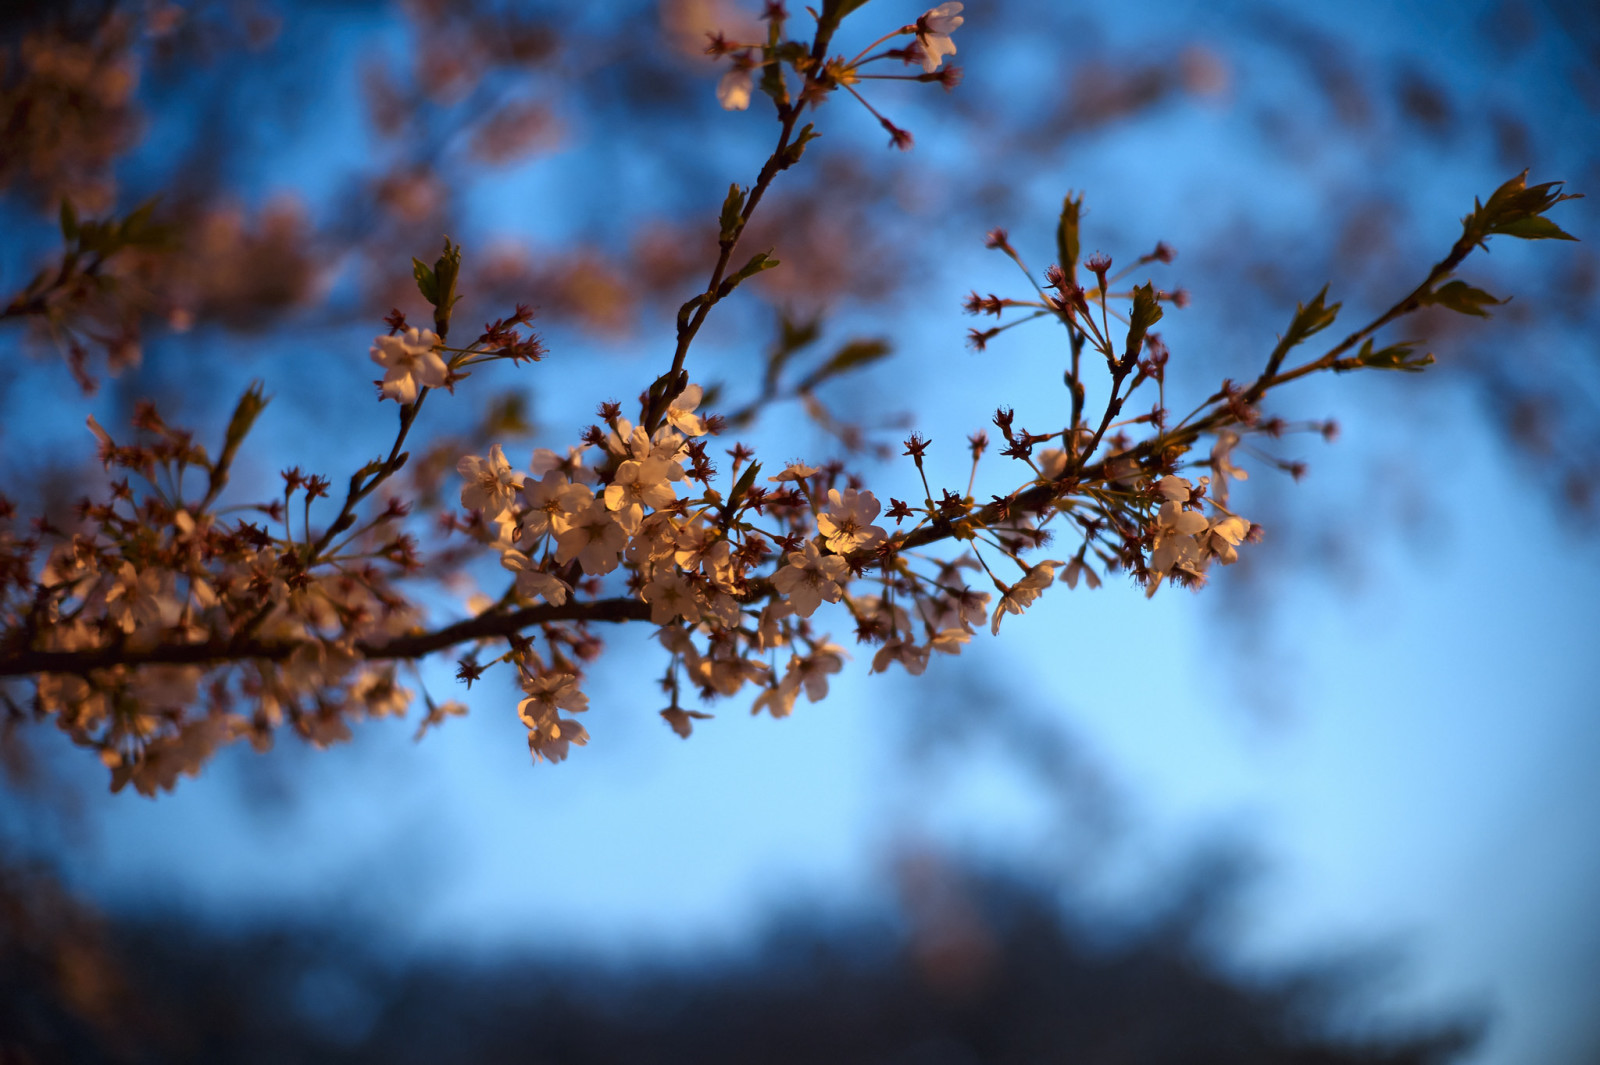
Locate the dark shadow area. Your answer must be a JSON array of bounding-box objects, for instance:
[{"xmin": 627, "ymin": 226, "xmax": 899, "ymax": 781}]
[{"xmin": 1, "ymin": 852, "xmax": 1477, "ymax": 1065}]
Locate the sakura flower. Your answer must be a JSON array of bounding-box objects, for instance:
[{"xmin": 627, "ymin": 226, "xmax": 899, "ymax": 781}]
[
  {"xmin": 642, "ymin": 571, "xmax": 702, "ymax": 626},
  {"xmin": 665, "ymin": 383, "xmax": 708, "ymax": 437},
  {"xmin": 1060, "ymin": 557, "xmax": 1102, "ymax": 590},
  {"xmin": 752, "ymin": 678, "xmax": 800, "ymax": 719},
  {"xmin": 1036, "ymin": 447, "xmax": 1068, "ymax": 480},
  {"xmin": 770, "ymin": 539, "xmax": 849, "ymax": 618},
  {"xmin": 499, "ymin": 550, "xmax": 571, "ymax": 605},
  {"xmin": 553, "ymin": 501, "xmax": 626, "ymax": 574},
  {"xmin": 517, "ymin": 472, "xmax": 590, "ymax": 545},
  {"xmin": 370, "ymin": 327, "xmax": 446, "ymax": 404},
  {"xmin": 790, "ymin": 642, "xmax": 847, "ymax": 701},
  {"xmin": 661, "ymin": 707, "xmax": 713, "ymax": 739},
  {"xmin": 1146, "ymin": 500, "xmax": 1210, "ymax": 596},
  {"xmin": 1205, "ymin": 514, "xmax": 1251, "ymax": 566},
  {"xmin": 527, "ymin": 717, "xmax": 589, "ymax": 765},
  {"xmin": 717, "ymin": 65, "xmax": 752, "ymax": 111},
  {"xmin": 990, "ymin": 560, "xmax": 1062, "ymax": 635},
  {"xmin": 604, "ymin": 458, "xmax": 679, "ymax": 517},
  {"xmin": 767, "ymin": 462, "xmax": 819, "ymax": 483},
  {"xmin": 817, "ymin": 488, "xmax": 887, "ymax": 554},
  {"xmin": 1155, "ymin": 475, "xmax": 1193, "ymax": 503},
  {"xmin": 458, "ymin": 444, "xmax": 524, "ymax": 520},
  {"xmin": 871, "ymin": 637, "xmax": 930, "ymax": 676},
  {"xmin": 517, "ymin": 672, "xmax": 589, "ymax": 731},
  {"xmin": 530, "ymin": 445, "xmax": 596, "ymax": 484},
  {"xmin": 910, "ymin": 2, "xmax": 963, "ymax": 73},
  {"xmin": 1210, "ymin": 430, "xmax": 1249, "ymax": 506}
]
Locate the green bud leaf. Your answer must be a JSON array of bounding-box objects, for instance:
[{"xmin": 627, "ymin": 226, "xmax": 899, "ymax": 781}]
[
  {"xmin": 59, "ymin": 199, "xmax": 78, "ymax": 242},
  {"xmin": 778, "ymin": 123, "xmax": 820, "ymax": 169},
  {"xmin": 1123, "ymin": 283, "xmax": 1163, "ymax": 369},
  {"xmin": 430, "ymin": 237, "xmax": 463, "ymax": 335},
  {"xmin": 223, "ymin": 381, "xmax": 270, "ymax": 452},
  {"xmin": 1421, "ymin": 280, "xmax": 1505, "ymax": 317},
  {"xmin": 728, "ymin": 461, "xmax": 763, "ymax": 511},
  {"xmin": 719, "ymin": 184, "xmax": 746, "ymax": 244},
  {"xmin": 1461, "ymin": 170, "xmax": 1582, "ymax": 249},
  {"xmin": 1492, "ymin": 215, "xmax": 1578, "ymax": 242},
  {"xmin": 1055, "ymin": 193, "xmax": 1083, "ymax": 285},
  {"xmin": 814, "ymin": 338, "xmax": 891, "ymax": 381},
  {"xmin": 1285, "ymin": 285, "xmax": 1341, "ymax": 346},
  {"xmin": 1356, "ymin": 337, "xmax": 1434, "ymax": 372},
  {"xmin": 765, "ymin": 313, "xmax": 822, "ymax": 390},
  {"xmin": 717, "ymin": 250, "xmax": 779, "ymax": 298},
  {"xmin": 412, "ymin": 258, "xmax": 438, "ymax": 306}
]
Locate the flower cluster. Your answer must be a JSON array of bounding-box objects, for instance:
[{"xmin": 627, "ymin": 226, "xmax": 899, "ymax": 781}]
[{"xmin": 0, "ymin": 0, "xmax": 1577, "ymax": 794}]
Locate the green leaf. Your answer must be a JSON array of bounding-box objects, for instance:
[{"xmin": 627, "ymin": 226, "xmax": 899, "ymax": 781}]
[
  {"xmin": 816, "ymin": 0, "xmax": 872, "ymax": 40},
  {"xmin": 59, "ymin": 200, "xmax": 78, "ymax": 242},
  {"xmin": 1123, "ymin": 283, "xmax": 1163, "ymax": 368},
  {"xmin": 1494, "ymin": 215, "xmax": 1578, "ymax": 242},
  {"xmin": 719, "ymin": 184, "xmax": 746, "ymax": 244},
  {"xmin": 223, "ymin": 381, "xmax": 270, "ymax": 451},
  {"xmin": 1055, "ymin": 193, "xmax": 1083, "ymax": 285},
  {"xmin": 1356, "ymin": 337, "xmax": 1434, "ymax": 372},
  {"xmin": 412, "ymin": 258, "xmax": 438, "ymax": 305},
  {"xmin": 1461, "ymin": 171, "xmax": 1582, "ymax": 249},
  {"xmin": 1285, "ymin": 285, "xmax": 1341, "ymax": 346},
  {"xmin": 765, "ymin": 312, "xmax": 822, "ymax": 390},
  {"xmin": 820, "ymin": 338, "xmax": 891, "ymax": 375},
  {"xmin": 717, "ymin": 250, "xmax": 779, "ymax": 297},
  {"xmin": 727, "ymin": 461, "xmax": 763, "ymax": 511},
  {"xmin": 429, "ymin": 237, "xmax": 463, "ymax": 334},
  {"xmin": 1421, "ymin": 280, "xmax": 1505, "ymax": 317},
  {"xmin": 778, "ymin": 123, "xmax": 820, "ymax": 169}
]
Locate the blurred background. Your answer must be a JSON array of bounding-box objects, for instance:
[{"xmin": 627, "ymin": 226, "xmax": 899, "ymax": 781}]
[{"xmin": 2, "ymin": 0, "xmax": 1597, "ymax": 1061}]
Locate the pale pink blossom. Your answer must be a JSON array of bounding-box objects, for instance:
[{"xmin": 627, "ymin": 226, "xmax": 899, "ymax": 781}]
[
  {"xmin": 458, "ymin": 444, "xmax": 524, "ymax": 519},
  {"xmin": 717, "ymin": 66, "xmax": 752, "ymax": 110},
  {"xmin": 817, "ymin": 488, "xmax": 887, "ymax": 554},
  {"xmin": 990, "ymin": 560, "xmax": 1062, "ymax": 634},
  {"xmin": 553, "ymin": 501, "xmax": 626, "ymax": 574},
  {"xmin": 910, "ymin": 2, "xmax": 963, "ymax": 73},
  {"xmin": 770, "ymin": 539, "xmax": 849, "ymax": 618},
  {"xmin": 370, "ymin": 327, "xmax": 446, "ymax": 403}
]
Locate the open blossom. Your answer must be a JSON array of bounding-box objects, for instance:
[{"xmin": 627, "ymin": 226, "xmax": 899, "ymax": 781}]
[
  {"xmin": 909, "ymin": 2, "xmax": 963, "ymax": 73},
  {"xmin": 1147, "ymin": 499, "xmax": 1210, "ymax": 596},
  {"xmin": 990, "ymin": 560, "xmax": 1062, "ymax": 635},
  {"xmin": 770, "ymin": 539, "xmax": 849, "ymax": 618},
  {"xmin": 717, "ymin": 65, "xmax": 752, "ymax": 110},
  {"xmin": 642, "ymin": 571, "xmax": 701, "ymax": 626},
  {"xmin": 517, "ymin": 472, "xmax": 590, "ymax": 545},
  {"xmin": 530, "ymin": 445, "xmax": 595, "ymax": 484},
  {"xmin": 499, "ymin": 550, "xmax": 570, "ymax": 605},
  {"xmin": 768, "ymin": 461, "xmax": 819, "ymax": 484},
  {"xmin": 370, "ymin": 327, "xmax": 446, "ymax": 403},
  {"xmin": 1036, "ymin": 447, "xmax": 1068, "ymax": 480},
  {"xmin": 458, "ymin": 444, "xmax": 524, "ymax": 519},
  {"xmin": 517, "ymin": 672, "xmax": 590, "ymax": 764},
  {"xmin": 1210, "ymin": 430, "xmax": 1249, "ymax": 506},
  {"xmin": 871, "ymin": 636, "xmax": 930, "ymax": 676},
  {"xmin": 554, "ymin": 500, "xmax": 626, "ymax": 574},
  {"xmin": 604, "ymin": 458, "xmax": 679, "ymax": 520},
  {"xmin": 517, "ymin": 672, "xmax": 589, "ymax": 727},
  {"xmin": 1205, "ymin": 514, "xmax": 1251, "ymax": 566},
  {"xmin": 665, "ymin": 384, "xmax": 708, "ymax": 436},
  {"xmin": 817, "ymin": 488, "xmax": 887, "ymax": 554},
  {"xmin": 527, "ymin": 715, "xmax": 589, "ymax": 765}
]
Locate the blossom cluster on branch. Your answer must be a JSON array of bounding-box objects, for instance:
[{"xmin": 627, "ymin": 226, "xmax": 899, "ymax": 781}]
[{"xmin": 0, "ymin": 1, "xmax": 1579, "ymax": 795}]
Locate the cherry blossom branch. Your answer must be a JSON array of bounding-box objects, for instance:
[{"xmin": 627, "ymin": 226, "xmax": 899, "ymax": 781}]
[{"xmin": 0, "ymin": 596, "xmax": 651, "ymax": 679}]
